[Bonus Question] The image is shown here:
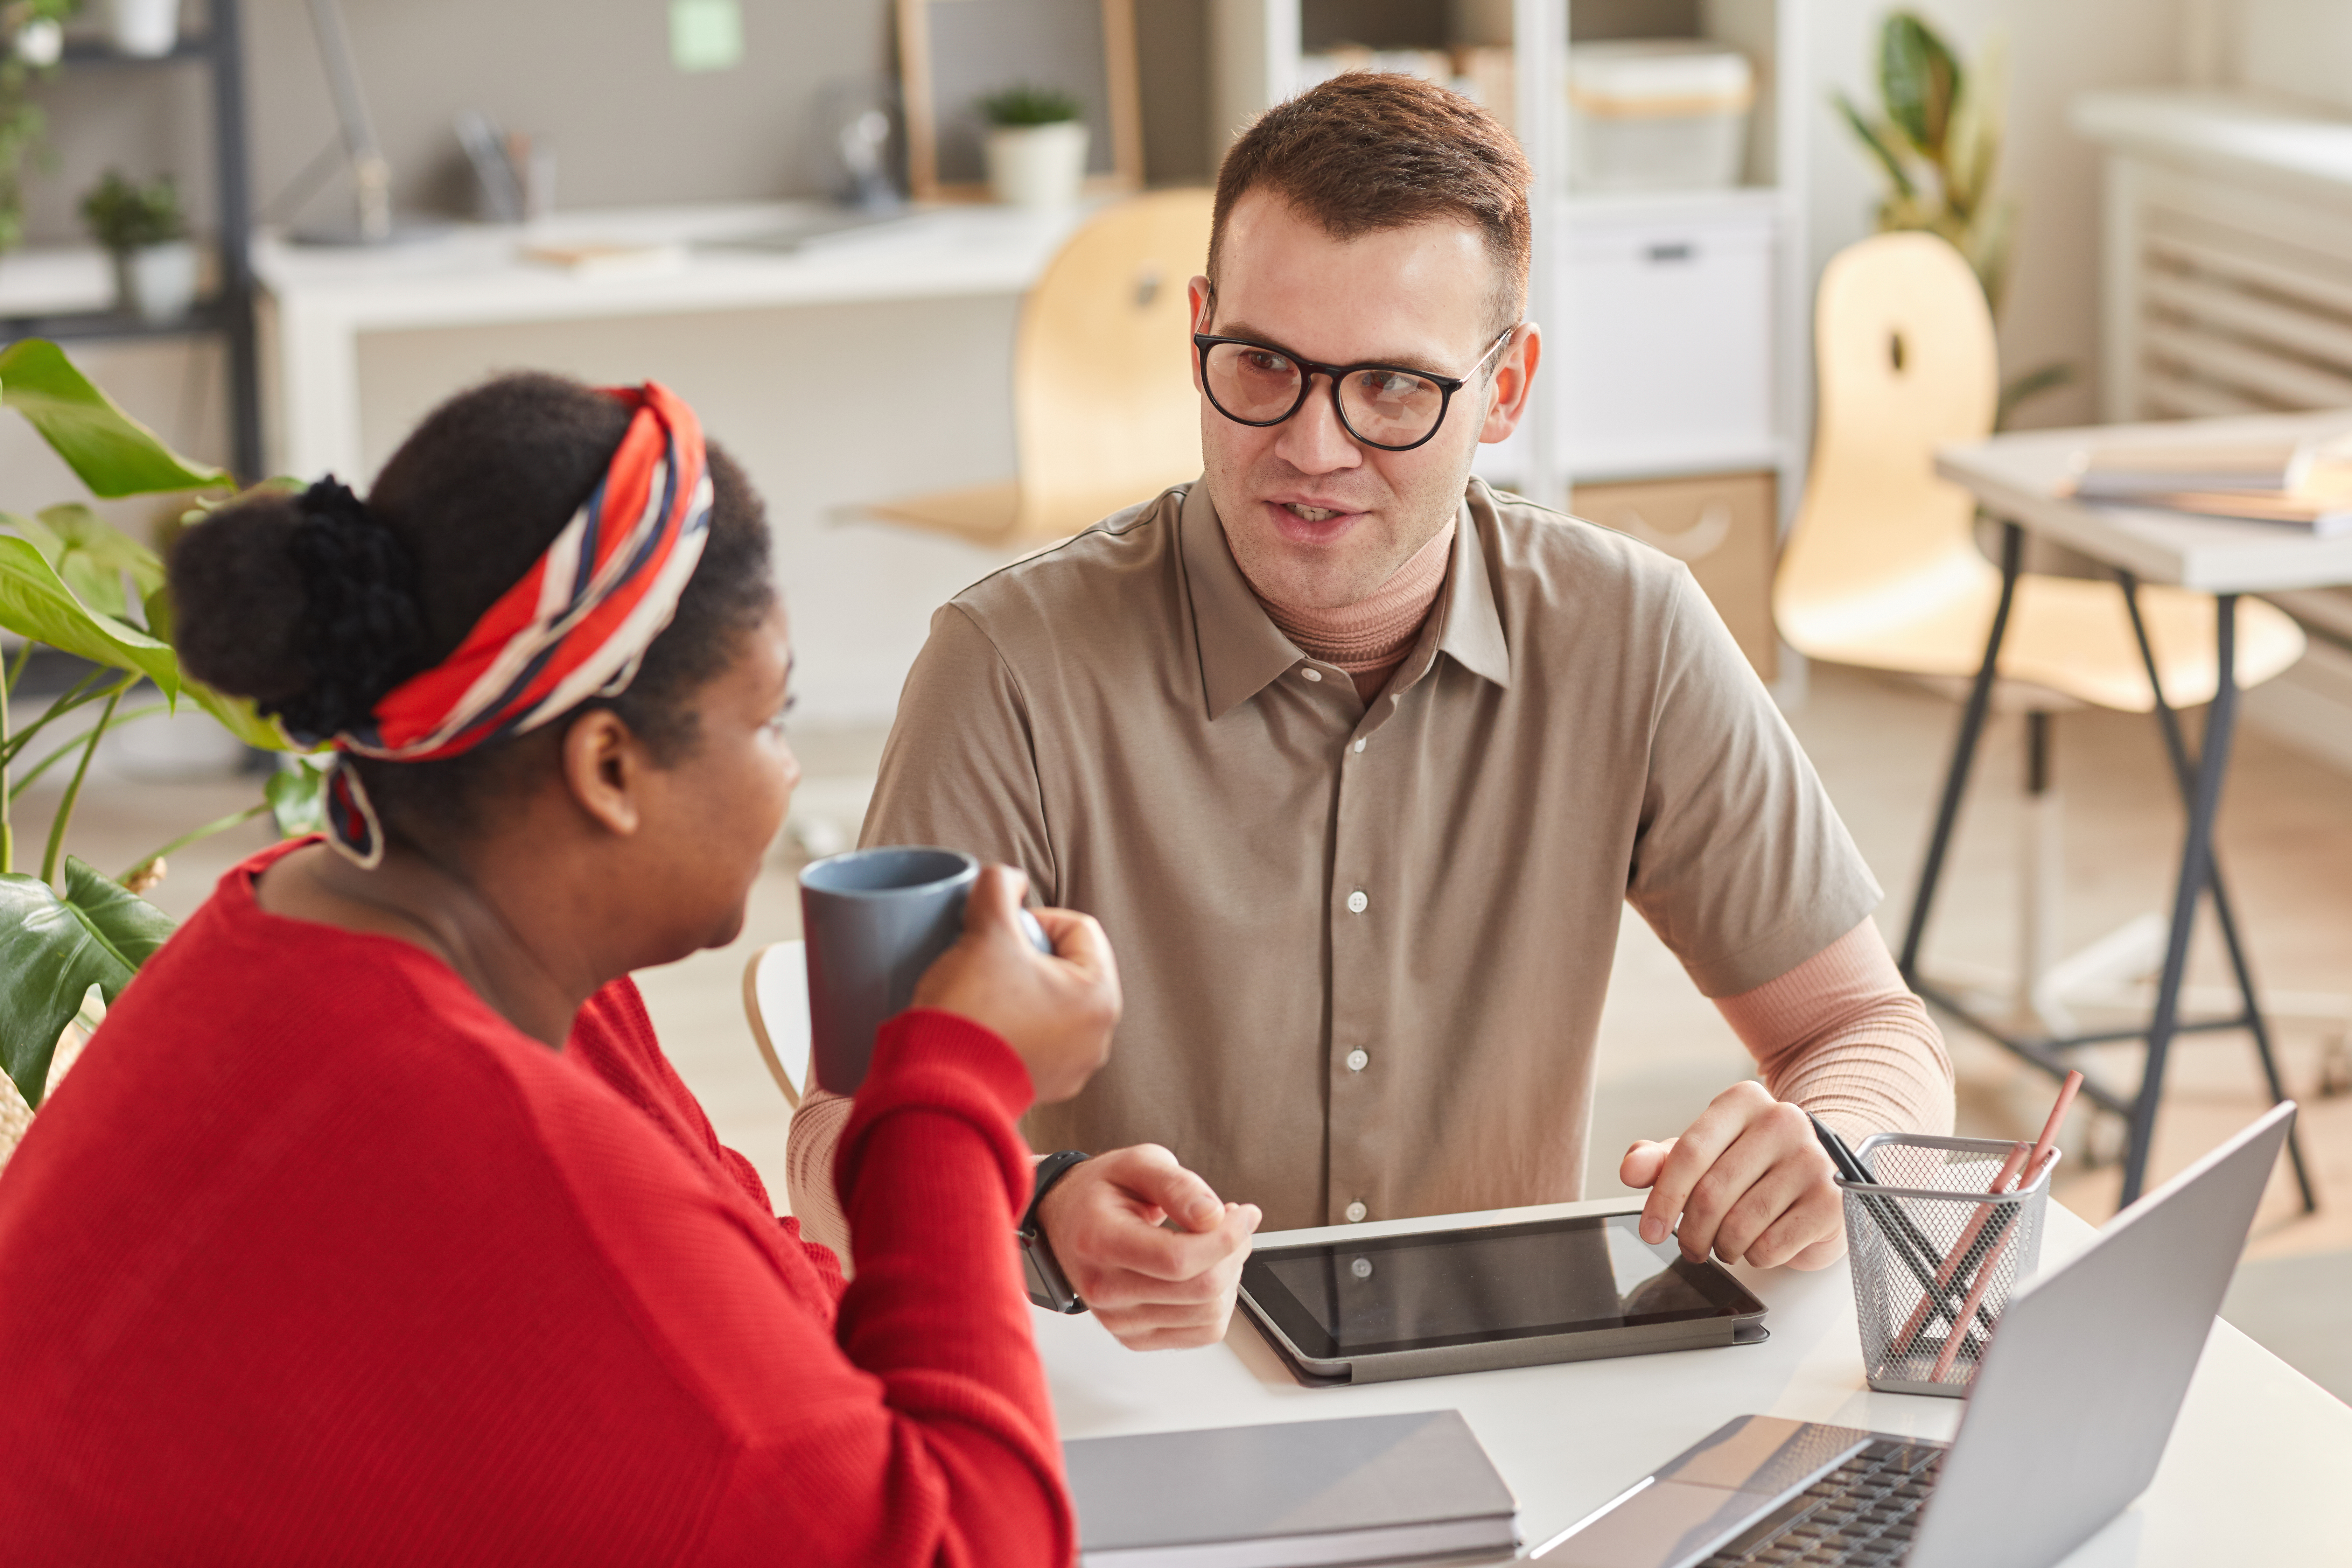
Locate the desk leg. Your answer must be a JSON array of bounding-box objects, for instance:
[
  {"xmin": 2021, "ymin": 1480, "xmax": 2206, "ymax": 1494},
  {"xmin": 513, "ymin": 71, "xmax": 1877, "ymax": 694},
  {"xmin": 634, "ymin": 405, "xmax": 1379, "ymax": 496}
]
[
  {"xmin": 2127, "ymin": 596, "xmax": 2244, "ymax": 1208},
  {"xmin": 2118, "ymin": 579, "xmax": 2316, "ymax": 1212},
  {"xmin": 1900, "ymin": 522, "xmax": 2024, "ymax": 983}
]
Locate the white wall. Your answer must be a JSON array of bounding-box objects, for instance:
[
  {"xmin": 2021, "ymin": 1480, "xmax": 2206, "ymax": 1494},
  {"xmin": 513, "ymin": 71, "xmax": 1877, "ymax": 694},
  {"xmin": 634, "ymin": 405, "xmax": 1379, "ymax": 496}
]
[
  {"xmin": 1805, "ymin": 0, "xmax": 2188, "ymax": 430},
  {"xmin": 2235, "ymin": 0, "xmax": 2352, "ymax": 110}
]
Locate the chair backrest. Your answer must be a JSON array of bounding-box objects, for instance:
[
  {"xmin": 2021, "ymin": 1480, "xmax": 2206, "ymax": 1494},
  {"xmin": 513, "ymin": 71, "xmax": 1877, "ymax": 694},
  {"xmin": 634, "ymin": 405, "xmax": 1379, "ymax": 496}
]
[
  {"xmin": 1775, "ymin": 231, "xmax": 2000, "ymax": 643},
  {"xmin": 1008, "ymin": 188, "xmax": 1214, "ymax": 541},
  {"xmin": 742, "ymin": 940, "xmax": 811, "ymax": 1110}
]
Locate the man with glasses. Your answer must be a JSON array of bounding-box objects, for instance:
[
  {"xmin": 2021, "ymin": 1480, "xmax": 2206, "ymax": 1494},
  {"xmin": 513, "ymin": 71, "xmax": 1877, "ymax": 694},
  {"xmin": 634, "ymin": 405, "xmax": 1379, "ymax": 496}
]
[{"xmin": 791, "ymin": 74, "xmax": 1951, "ymax": 1350}]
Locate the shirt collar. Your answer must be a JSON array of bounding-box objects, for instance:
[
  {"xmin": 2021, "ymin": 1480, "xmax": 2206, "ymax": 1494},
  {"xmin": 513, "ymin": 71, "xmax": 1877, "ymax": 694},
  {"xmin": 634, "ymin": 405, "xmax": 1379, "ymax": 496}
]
[{"xmin": 1181, "ymin": 477, "xmax": 1513, "ymax": 722}]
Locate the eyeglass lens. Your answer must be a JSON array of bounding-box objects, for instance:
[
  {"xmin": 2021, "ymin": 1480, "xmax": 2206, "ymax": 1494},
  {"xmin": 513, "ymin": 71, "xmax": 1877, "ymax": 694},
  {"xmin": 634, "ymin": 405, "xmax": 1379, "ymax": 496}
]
[{"xmin": 1202, "ymin": 343, "xmax": 1449, "ymax": 448}]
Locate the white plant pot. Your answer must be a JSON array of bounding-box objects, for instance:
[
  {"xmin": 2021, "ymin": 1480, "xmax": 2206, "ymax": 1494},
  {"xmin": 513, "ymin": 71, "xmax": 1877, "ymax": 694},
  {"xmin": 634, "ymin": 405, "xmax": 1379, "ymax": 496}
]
[
  {"xmin": 985, "ymin": 122, "xmax": 1089, "ymax": 209},
  {"xmin": 113, "ymin": 240, "xmax": 199, "ymax": 324},
  {"xmin": 106, "ymin": 0, "xmax": 180, "ymax": 58}
]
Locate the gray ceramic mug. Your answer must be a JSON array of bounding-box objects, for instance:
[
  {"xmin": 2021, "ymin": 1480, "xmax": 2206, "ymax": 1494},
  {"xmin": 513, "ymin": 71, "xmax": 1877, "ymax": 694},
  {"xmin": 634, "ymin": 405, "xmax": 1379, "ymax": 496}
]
[{"xmin": 798, "ymin": 846, "xmax": 1053, "ymax": 1094}]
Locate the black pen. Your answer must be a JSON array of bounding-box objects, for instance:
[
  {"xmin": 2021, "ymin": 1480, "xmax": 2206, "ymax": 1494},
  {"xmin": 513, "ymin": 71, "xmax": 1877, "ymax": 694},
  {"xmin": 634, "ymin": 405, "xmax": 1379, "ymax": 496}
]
[{"xmin": 1809, "ymin": 1111, "xmax": 1997, "ymax": 1344}]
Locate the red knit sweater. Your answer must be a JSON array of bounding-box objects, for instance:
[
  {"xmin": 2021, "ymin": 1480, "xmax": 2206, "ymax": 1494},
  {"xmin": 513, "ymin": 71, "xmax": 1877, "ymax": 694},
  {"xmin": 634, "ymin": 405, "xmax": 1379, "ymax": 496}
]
[{"xmin": 0, "ymin": 842, "xmax": 1070, "ymax": 1566}]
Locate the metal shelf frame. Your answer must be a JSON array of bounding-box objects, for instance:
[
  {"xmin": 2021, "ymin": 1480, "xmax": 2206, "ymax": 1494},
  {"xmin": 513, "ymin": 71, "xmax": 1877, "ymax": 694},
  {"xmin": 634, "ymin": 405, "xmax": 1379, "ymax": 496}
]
[{"xmin": 2, "ymin": 3, "xmax": 260, "ymax": 483}]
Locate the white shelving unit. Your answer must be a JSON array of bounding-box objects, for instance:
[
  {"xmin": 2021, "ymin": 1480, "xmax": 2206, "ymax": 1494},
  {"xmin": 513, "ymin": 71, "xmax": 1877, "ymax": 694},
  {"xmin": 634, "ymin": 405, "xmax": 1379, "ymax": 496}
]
[{"xmin": 1206, "ymin": 0, "xmax": 1812, "ymax": 522}]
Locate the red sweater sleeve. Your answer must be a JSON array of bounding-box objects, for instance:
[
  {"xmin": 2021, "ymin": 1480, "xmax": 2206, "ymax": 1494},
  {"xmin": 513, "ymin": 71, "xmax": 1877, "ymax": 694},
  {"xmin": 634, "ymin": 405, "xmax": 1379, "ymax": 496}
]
[{"xmin": 687, "ymin": 1009, "xmax": 1067, "ymax": 1566}]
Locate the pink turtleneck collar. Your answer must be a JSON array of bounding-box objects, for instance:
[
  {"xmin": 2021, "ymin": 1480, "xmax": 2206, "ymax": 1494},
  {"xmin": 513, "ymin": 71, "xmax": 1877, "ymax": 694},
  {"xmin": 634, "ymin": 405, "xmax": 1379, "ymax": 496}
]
[{"xmin": 1256, "ymin": 519, "xmax": 1456, "ymax": 700}]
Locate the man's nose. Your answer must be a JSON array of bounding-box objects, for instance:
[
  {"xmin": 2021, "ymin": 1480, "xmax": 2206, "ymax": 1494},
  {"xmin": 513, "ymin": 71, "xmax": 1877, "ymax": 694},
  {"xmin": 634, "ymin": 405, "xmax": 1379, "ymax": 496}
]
[{"xmin": 1271, "ymin": 375, "xmax": 1363, "ymax": 475}]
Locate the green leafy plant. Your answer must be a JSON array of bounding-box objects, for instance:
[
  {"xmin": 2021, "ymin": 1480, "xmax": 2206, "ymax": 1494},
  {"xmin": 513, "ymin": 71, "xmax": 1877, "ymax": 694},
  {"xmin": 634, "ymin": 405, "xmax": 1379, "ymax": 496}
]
[
  {"xmin": 1833, "ymin": 11, "xmax": 2072, "ymax": 425},
  {"xmin": 979, "ymin": 83, "xmax": 1083, "ymax": 127},
  {"xmin": 0, "ymin": 338, "xmax": 304, "ymax": 1113},
  {"xmin": 78, "ymin": 167, "xmax": 186, "ymax": 253},
  {"xmin": 0, "ymin": 0, "xmax": 80, "ymax": 254}
]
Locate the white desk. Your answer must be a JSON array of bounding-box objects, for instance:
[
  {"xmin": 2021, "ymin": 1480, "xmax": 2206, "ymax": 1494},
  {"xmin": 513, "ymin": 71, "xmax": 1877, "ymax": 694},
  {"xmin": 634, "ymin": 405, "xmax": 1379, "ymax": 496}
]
[
  {"xmin": 1035, "ymin": 1197, "xmax": 2352, "ymax": 1564},
  {"xmin": 251, "ymin": 200, "xmax": 1092, "ymax": 481},
  {"xmin": 1934, "ymin": 410, "xmax": 2352, "ymax": 593},
  {"xmin": 1910, "ymin": 413, "xmax": 2352, "ymax": 1213}
]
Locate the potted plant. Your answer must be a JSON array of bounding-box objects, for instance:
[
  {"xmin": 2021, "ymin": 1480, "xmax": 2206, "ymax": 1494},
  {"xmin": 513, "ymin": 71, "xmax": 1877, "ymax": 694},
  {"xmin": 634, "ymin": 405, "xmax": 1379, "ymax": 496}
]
[
  {"xmin": 1, "ymin": 0, "xmax": 78, "ymax": 256},
  {"xmin": 978, "ymin": 83, "xmax": 1088, "ymax": 210},
  {"xmin": 103, "ymin": 0, "xmax": 176, "ymax": 58},
  {"xmin": 79, "ymin": 168, "xmax": 197, "ymax": 323},
  {"xmin": 0, "ymin": 337, "xmax": 316, "ymax": 1168}
]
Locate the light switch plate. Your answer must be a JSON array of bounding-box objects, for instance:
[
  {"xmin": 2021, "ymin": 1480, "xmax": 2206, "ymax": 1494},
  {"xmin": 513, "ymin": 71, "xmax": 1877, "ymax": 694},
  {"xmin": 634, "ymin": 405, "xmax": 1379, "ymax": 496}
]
[{"xmin": 668, "ymin": 0, "xmax": 743, "ymax": 72}]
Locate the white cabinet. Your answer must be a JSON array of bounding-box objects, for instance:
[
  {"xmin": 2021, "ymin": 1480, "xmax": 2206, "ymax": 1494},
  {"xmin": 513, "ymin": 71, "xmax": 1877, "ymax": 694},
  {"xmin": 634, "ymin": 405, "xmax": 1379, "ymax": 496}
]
[{"xmin": 1557, "ymin": 192, "xmax": 1777, "ymax": 478}]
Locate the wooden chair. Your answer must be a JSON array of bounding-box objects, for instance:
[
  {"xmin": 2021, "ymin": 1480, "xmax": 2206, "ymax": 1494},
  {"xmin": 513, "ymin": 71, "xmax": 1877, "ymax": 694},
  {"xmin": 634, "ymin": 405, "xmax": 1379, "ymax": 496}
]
[
  {"xmin": 741, "ymin": 940, "xmax": 811, "ymax": 1109},
  {"xmin": 856, "ymin": 188, "xmax": 1212, "ymax": 547},
  {"xmin": 1780, "ymin": 231, "xmax": 2314, "ymax": 1207},
  {"xmin": 1778, "ymin": 231, "xmax": 2304, "ymax": 715}
]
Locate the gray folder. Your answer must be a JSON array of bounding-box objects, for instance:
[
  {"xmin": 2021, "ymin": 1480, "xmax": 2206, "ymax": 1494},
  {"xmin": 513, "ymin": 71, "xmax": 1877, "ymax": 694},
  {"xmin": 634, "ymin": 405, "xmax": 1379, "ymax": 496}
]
[{"xmin": 1064, "ymin": 1409, "xmax": 1520, "ymax": 1568}]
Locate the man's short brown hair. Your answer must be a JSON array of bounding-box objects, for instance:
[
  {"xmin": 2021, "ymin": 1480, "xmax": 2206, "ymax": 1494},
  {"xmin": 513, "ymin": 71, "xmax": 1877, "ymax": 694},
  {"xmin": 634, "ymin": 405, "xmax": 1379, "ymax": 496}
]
[{"xmin": 1209, "ymin": 72, "xmax": 1533, "ymax": 337}]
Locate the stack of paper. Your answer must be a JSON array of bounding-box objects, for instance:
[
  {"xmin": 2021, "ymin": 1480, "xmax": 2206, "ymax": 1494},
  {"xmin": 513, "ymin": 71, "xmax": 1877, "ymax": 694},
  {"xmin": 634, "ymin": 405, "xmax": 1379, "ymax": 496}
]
[{"xmin": 2062, "ymin": 436, "xmax": 2352, "ymax": 537}]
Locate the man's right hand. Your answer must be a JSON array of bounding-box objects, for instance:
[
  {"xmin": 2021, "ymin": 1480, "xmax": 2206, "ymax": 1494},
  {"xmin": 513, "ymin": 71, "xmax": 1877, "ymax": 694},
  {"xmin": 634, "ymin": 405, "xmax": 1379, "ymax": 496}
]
[
  {"xmin": 1036, "ymin": 1144, "xmax": 1261, "ymax": 1351},
  {"xmin": 912, "ymin": 865, "xmax": 1120, "ymax": 1104}
]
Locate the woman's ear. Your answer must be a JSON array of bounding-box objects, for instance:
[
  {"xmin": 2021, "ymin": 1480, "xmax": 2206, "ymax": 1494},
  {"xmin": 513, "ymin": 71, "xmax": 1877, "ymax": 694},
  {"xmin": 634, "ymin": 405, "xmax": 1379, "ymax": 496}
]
[{"xmin": 559, "ymin": 708, "xmax": 645, "ymax": 836}]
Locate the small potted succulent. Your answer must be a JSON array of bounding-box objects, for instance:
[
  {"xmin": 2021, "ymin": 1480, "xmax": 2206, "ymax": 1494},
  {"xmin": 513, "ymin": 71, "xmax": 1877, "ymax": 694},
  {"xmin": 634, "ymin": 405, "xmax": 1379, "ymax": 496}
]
[
  {"xmin": 79, "ymin": 168, "xmax": 197, "ymax": 323},
  {"xmin": 978, "ymin": 83, "xmax": 1088, "ymax": 209}
]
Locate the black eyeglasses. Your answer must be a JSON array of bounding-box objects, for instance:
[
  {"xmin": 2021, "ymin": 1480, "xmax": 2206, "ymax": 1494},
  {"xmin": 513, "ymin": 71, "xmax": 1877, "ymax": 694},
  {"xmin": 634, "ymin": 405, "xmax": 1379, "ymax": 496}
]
[{"xmin": 1192, "ymin": 325, "xmax": 1516, "ymax": 452}]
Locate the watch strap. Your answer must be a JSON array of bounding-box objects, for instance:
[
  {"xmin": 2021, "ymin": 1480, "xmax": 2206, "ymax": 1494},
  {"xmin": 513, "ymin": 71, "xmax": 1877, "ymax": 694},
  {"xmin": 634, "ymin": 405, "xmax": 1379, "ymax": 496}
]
[{"xmin": 1019, "ymin": 1150, "xmax": 1091, "ymax": 1314}]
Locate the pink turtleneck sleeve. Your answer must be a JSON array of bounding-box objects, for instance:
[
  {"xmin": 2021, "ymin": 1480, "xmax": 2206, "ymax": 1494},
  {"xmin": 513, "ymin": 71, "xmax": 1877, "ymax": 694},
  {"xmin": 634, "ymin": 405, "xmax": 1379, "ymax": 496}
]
[{"xmin": 1716, "ymin": 919, "xmax": 1955, "ymax": 1145}]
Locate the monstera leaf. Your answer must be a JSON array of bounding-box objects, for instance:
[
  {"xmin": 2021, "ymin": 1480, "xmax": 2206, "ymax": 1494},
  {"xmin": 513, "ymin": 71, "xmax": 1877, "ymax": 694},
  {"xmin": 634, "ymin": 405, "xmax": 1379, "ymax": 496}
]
[
  {"xmin": 0, "ymin": 338, "xmax": 228, "ymax": 498},
  {"xmin": 5, "ymin": 503, "xmax": 165, "ymax": 621},
  {"xmin": 0, "ymin": 858, "xmax": 175, "ymax": 1107},
  {"xmin": 0, "ymin": 534, "xmax": 178, "ymax": 695}
]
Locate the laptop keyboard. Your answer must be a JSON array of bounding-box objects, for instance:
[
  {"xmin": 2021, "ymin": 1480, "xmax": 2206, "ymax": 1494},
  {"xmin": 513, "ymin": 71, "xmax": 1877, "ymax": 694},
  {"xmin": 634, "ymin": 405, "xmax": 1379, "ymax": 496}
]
[{"xmin": 1701, "ymin": 1438, "xmax": 1945, "ymax": 1566}]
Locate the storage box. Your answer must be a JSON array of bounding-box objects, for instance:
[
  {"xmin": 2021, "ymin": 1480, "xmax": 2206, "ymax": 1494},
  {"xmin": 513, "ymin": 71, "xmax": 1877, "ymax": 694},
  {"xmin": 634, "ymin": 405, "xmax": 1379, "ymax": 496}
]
[
  {"xmin": 1558, "ymin": 198, "xmax": 1777, "ymax": 475},
  {"xmin": 1570, "ymin": 471, "xmax": 1778, "ymax": 681},
  {"xmin": 1569, "ymin": 39, "xmax": 1754, "ymax": 191}
]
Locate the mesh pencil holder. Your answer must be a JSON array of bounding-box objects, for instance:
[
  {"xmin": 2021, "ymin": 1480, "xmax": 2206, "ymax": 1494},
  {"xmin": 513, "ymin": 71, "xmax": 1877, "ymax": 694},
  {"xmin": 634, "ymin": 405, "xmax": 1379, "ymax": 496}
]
[{"xmin": 1837, "ymin": 1133, "xmax": 2058, "ymax": 1398}]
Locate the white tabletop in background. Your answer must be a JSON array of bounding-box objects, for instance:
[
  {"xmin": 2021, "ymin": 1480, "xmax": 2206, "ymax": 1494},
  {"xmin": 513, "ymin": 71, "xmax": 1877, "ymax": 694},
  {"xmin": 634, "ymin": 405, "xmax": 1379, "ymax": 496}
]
[
  {"xmin": 1935, "ymin": 411, "xmax": 2352, "ymax": 593},
  {"xmin": 1035, "ymin": 1197, "xmax": 2352, "ymax": 1566},
  {"xmin": 250, "ymin": 199, "xmax": 1094, "ymax": 331}
]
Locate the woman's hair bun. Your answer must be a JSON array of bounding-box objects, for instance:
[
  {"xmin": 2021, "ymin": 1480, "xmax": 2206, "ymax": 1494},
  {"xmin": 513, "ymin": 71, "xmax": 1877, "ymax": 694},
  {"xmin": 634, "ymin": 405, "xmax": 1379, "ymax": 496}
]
[{"xmin": 167, "ymin": 477, "xmax": 425, "ymax": 741}]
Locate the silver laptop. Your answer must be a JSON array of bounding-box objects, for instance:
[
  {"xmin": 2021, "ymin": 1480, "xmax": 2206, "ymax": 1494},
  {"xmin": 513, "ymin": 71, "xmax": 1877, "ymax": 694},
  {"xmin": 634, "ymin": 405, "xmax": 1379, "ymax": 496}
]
[{"xmin": 1533, "ymin": 1102, "xmax": 2296, "ymax": 1568}]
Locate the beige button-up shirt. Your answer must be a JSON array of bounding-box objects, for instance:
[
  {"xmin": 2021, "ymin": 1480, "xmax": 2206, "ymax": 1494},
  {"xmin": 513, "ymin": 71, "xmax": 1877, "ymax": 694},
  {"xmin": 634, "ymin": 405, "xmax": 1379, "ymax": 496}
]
[{"xmin": 859, "ymin": 478, "xmax": 1879, "ymax": 1231}]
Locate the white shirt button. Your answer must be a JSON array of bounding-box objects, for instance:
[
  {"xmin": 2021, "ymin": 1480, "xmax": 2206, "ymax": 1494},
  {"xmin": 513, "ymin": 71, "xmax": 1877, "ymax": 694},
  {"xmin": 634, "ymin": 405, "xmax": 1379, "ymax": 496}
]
[
  {"xmin": 1346, "ymin": 889, "xmax": 1368, "ymax": 914},
  {"xmin": 1345, "ymin": 1048, "xmax": 1369, "ymax": 1072},
  {"xmin": 1301, "ymin": 667, "xmax": 1323, "ymax": 682},
  {"xmin": 1352, "ymin": 738, "xmax": 1366, "ymax": 753},
  {"xmin": 1344, "ymin": 1200, "xmax": 1368, "ymax": 1223}
]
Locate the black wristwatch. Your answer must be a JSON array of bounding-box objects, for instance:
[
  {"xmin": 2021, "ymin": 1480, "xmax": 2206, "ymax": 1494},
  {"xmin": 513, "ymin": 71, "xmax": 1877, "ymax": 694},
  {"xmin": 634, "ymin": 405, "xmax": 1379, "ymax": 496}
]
[{"xmin": 1019, "ymin": 1150, "xmax": 1091, "ymax": 1314}]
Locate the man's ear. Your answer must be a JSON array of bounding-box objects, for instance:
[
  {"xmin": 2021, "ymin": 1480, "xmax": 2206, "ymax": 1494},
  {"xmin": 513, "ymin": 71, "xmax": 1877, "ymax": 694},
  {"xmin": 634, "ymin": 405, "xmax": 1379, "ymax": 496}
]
[
  {"xmin": 1479, "ymin": 323, "xmax": 1542, "ymax": 444},
  {"xmin": 559, "ymin": 708, "xmax": 644, "ymax": 837}
]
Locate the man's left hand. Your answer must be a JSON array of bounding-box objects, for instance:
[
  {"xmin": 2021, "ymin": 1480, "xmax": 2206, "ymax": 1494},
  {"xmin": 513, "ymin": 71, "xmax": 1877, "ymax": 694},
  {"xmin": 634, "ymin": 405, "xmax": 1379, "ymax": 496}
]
[{"xmin": 1619, "ymin": 1080, "xmax": 1845, "ymax": 1271}]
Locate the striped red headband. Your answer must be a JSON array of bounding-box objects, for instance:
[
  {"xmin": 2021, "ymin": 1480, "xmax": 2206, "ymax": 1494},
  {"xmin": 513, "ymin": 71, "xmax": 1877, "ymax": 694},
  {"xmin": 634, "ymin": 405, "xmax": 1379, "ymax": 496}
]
[{"xmin": 322, "ymin": 381, "xmax": 714, "ymax": 863}]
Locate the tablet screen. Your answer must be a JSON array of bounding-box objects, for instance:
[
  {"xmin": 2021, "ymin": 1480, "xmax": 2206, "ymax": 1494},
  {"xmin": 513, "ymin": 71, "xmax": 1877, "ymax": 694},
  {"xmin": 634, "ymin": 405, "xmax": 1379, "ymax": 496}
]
[{"xmin": 1241, "ymin": 1213, "xmax": 1766, "ymax": 1362}]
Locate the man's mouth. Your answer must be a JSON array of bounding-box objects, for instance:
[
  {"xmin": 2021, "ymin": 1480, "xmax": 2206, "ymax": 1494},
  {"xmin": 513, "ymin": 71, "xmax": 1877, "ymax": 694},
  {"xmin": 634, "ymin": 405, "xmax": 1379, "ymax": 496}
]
[{"xmin": 1284, "ymin": 503, "xmax": 1345, "ymax": 523}]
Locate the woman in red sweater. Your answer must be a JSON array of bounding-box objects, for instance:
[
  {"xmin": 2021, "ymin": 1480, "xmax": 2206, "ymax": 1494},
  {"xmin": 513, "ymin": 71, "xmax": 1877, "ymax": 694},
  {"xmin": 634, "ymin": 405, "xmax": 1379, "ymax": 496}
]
[{"xmin": 0, "ymin": 373, "xmax": 1120, "ymax": 1564}]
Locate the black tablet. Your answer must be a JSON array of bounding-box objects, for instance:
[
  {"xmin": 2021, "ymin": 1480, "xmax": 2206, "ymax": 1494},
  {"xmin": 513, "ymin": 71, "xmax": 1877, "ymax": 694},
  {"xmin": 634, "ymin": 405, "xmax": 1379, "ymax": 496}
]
[{"xmin": 1239, "ymin": 1212, "xmax": 1770, "ymax": 1385}]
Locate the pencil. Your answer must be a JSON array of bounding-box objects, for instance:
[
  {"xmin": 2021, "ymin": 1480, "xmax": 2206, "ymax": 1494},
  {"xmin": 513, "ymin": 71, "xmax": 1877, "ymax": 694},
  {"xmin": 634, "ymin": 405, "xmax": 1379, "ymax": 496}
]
[
  {"xmin": 1889, "ymin": 1139, "xmax": 2030, "ymax": 1359},
  {"xmin": 1925, "ymin": 1071, "xmax": 2085, "ymax": 1380}
]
